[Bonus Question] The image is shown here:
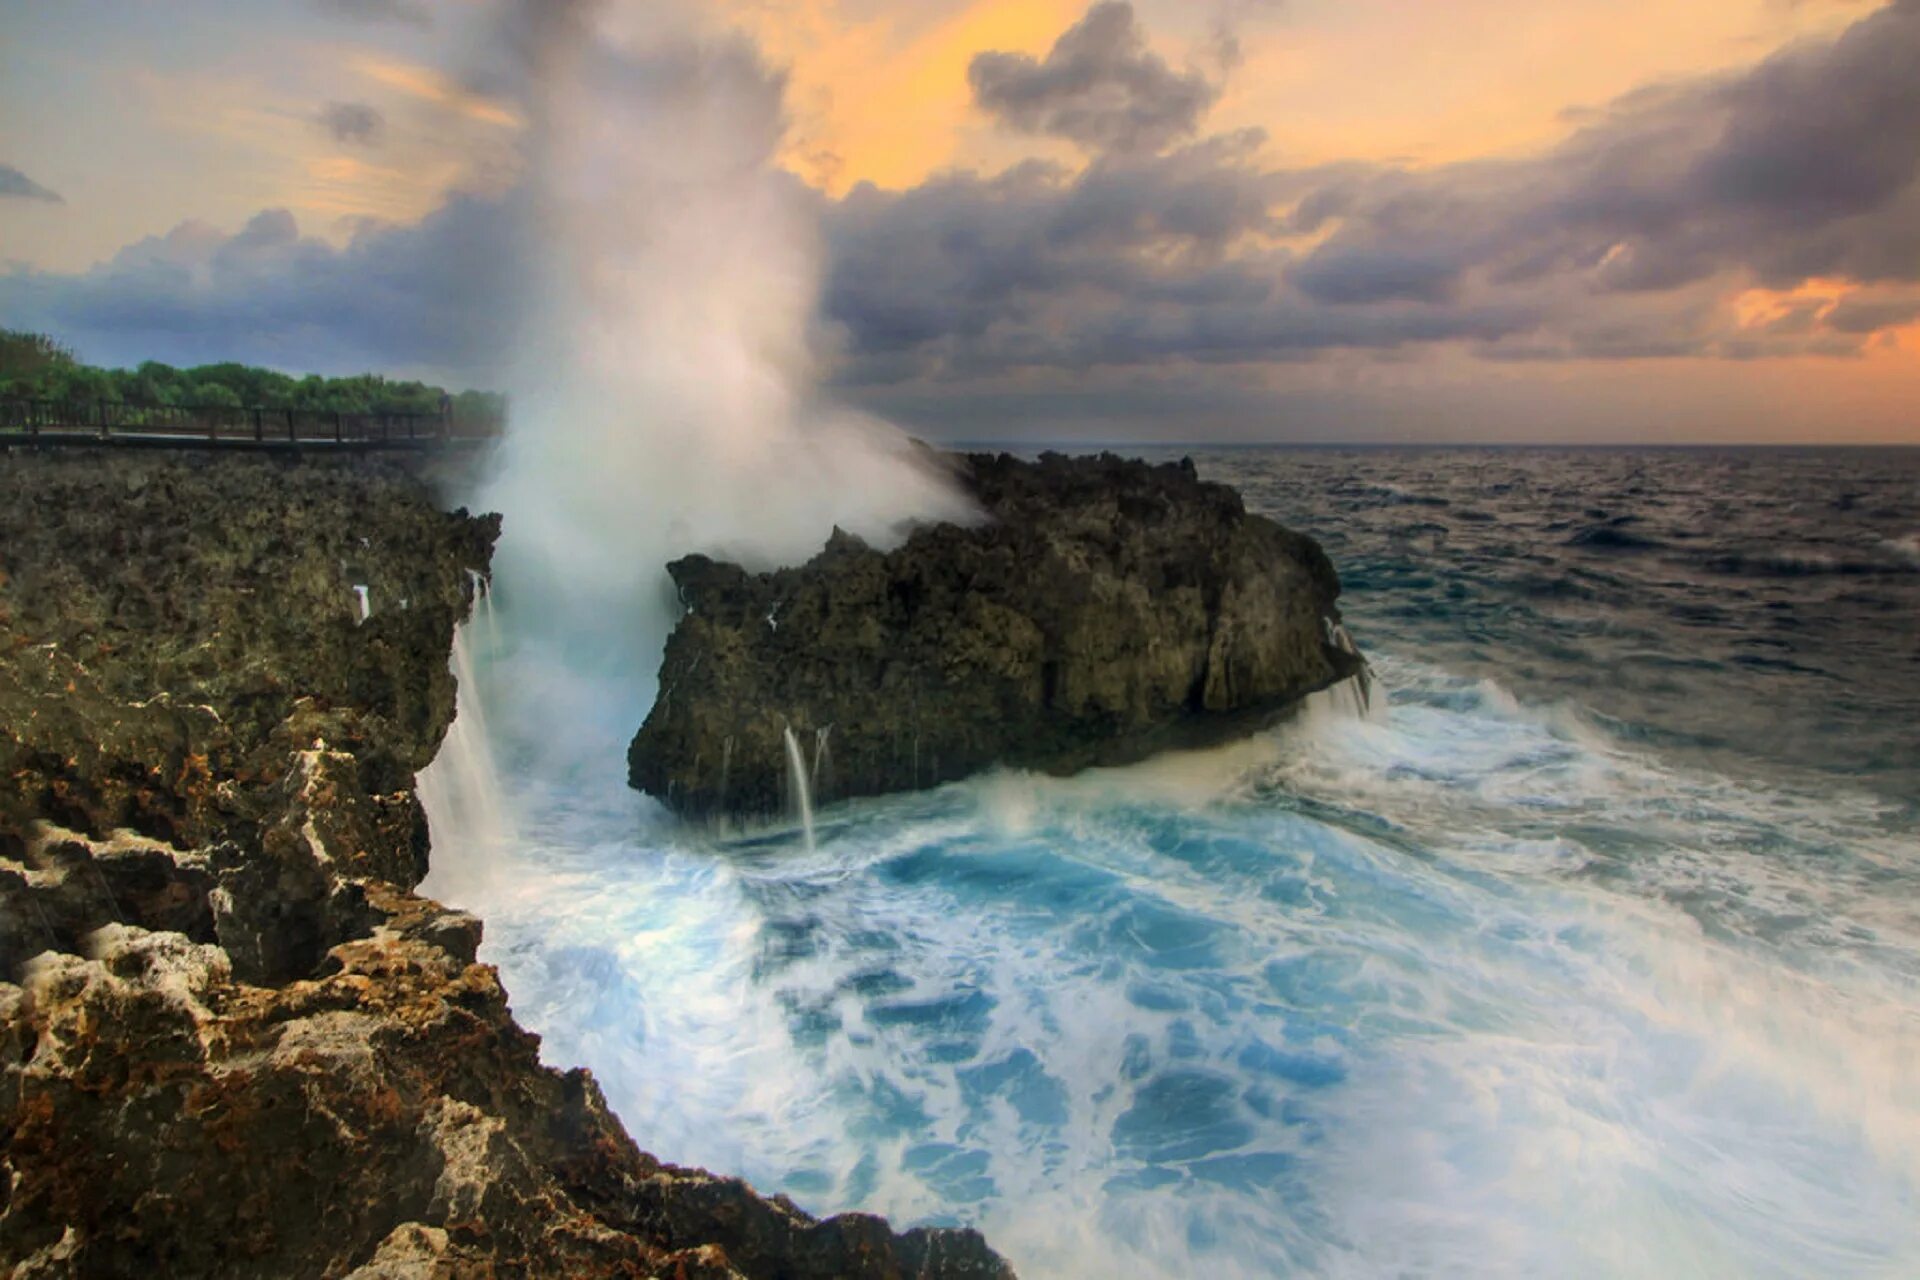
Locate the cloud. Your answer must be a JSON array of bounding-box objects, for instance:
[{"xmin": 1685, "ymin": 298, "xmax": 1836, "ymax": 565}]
[
  {"xmin": 1825, "ymin": 290, "xmax": 1920, "ymax": 334},
  {"xmin": 318, "ymin": 101, "xmax": 386, "ymax": 146},
  {"xmin": 7, "ymin": 0, "xmax": 1918, "ymax": 411},
  {"xmin": 968, "ymin": 2, "xmax": 1220, "ymax": 155},
  {"xmin": 0, "ymin": 200, "xmax": 520, "ymax": 379},
  {"xmin": 0, "ymin": 164, "xmax": 63, "ymax": 204},
  {"xmin": 821, "ymin": 0, "xmax": 1920, "ymax": 380},
  {"xmin": 353, "ymin": 55, "xmax": 523, "ymax": 128},
  {"xmin": 313, "ymin": 0, "xmax": 431, "ymax": 25},
  {"xmin": 1291, "ymin": 0, "xmax": 1920, "ymax": 304}
]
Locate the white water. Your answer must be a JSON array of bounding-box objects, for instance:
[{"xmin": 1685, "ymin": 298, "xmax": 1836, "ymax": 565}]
[
  {"xmin": 417, "ymin": 574, "xmax": 512, "ymax": 905},
  {"xmin": 411, "ymin": 5, "xmax": 1920, "ymax": 1274},
  {"xmin": 423, "ymin": 656, "xmax": 1920, "ymax": 1278}
]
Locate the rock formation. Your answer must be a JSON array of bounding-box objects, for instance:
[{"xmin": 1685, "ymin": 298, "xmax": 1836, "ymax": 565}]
[
  {"xmin": 0, "ymin": 449, "xmax": 1010, "ymax": 1279},
  {"xmin": 630, "ymin": 450, "xmax": 1363, "ymax": 820}
]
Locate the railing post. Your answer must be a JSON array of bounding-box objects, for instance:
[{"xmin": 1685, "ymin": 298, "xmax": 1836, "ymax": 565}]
[
  {"xmin": 253, "ymin": 407, "xmax": 263, "ymax": 443},
  {"xmin": 286, "ymin": 408, "xmax": 296, "ymax": 443},
  {"xmin": 335, "ymin": 410, "xmax": 343, "ymax": 444},
  {"xmin": 98, "ymin": 399, "xmax": 110, "ymax": 441}
]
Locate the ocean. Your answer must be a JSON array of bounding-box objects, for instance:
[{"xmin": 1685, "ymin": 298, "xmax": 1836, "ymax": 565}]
[{"xmin": 422, "ymin": 446, "xmax": 1920, "ymax": 1279}]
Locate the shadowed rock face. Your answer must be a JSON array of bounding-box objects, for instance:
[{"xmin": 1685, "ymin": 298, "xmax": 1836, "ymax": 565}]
[
  {"xmin": 0, "ymin": 449, "xmax": 1012, "ymax": 1280},
  {"xmin": 630, "ymin": 451, "xmax": 1362, "ymax": 820}
]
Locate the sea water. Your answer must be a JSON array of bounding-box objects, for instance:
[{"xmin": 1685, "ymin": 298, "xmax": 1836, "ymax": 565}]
[{"xmin": 423, "ymin": 446, "xmax": 1920, "ymax": 1279}]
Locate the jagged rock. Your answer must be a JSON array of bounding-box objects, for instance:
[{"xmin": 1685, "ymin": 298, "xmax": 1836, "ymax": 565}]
[
  {"xmin": 0, "ymin": 449, "xmax": 1012, "ymax": 1280},
  {"xmin": 629, "ymin": 450, "xmax": 1363, "ymax": 819}
]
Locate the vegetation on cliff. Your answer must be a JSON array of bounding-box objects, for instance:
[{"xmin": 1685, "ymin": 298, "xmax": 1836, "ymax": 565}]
[{"xmin": 0, "ymin": 328, "xmax": 505, "ymax": 420}]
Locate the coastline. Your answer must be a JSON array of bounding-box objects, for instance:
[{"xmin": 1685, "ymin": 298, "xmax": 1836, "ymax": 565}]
[{"xmin": 0, "ymin": 447, "xmax": 1010, "ymax": 1278}]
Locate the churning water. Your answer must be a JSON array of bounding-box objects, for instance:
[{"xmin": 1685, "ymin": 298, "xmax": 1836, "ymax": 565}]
[{"xmin": 422, "ymin": 446, "xmax": 1920, "ymax": 1279}]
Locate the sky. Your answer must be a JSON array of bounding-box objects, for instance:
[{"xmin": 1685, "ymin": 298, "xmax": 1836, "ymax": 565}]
[{"xmin": 1, "ymin": 0, "xmax": 1918, "ymax": 443}]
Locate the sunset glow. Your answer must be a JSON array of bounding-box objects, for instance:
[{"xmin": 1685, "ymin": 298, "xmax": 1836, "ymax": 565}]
[{"xmin": 1, "ymin": 0, "xmax": 1915, "ymax": 440}]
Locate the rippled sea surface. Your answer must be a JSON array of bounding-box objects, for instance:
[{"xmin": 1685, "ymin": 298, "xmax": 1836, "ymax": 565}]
[{"xmin": 425, "ymin": 447, "xmax": 1920, "ymax": 1279}]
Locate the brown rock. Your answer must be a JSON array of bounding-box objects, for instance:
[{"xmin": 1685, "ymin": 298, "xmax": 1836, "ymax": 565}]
[{"xmin": 0, "ymin": 448, "xmax": 1012, "ymax": 1280}]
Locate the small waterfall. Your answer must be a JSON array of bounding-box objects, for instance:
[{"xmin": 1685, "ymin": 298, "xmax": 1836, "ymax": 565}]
[
  {"xmin": 466, "ymin": 569, "xmax": 501, "ymax": 655},
  {"xmin": 418, "ymin": 573, "xmax": 514, "ymax": 901},
  {"xmin": 783, "ymin": 724, "xmax": 816, "ymax": 853},
  {"xmin": 1324, "ymin": 617, "xmax": 1386, "ymax": 723},
  {"xmin": 812, "ymin": 725, "xmax": 832, "ymax": 792},
  {"xmin": 353, "ymin": 584, "xmax": 371, "ymax": 624}
]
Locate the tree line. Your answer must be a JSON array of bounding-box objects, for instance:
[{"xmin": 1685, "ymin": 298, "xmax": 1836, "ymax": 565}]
[{"xmin": 0, "ymin": 330, "xmax": 506, "ymax": 422}]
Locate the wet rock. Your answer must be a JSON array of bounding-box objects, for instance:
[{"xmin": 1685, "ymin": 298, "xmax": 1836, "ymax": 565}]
[
  {"xmin": 630, "ymin": 450, "xmax": 1362, "ymax": 820},
  {"xmin": 0, "ymin": 449, "xmax": 1013, "ymax": 1279}
]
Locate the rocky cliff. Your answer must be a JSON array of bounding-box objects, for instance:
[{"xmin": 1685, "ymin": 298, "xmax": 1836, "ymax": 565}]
[
  {"xmin": 0, "ymin": 448, "xmax": 1010, "ymax": 1279},
  {"xmin": 630, "ymin": 450, "xmax": 1363, "ymax": 821}
]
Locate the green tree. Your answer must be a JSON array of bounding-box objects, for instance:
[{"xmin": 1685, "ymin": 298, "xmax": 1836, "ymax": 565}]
[
  {"xmin": 0, "ymin": 338, "xmax": 506, "ymax": 424},
  {"xmin": 0, "ymin": 330, "xmax": 76, "ymax": 384}
]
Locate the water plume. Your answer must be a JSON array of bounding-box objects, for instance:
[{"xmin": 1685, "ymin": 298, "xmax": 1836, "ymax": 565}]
[
  {"xmin": 424, "ymin": 1, "xmax": 973, "ymax": 867},
  {"xmin": 477, "ymin": 6, "xmax": 969, "ymax": 722}
]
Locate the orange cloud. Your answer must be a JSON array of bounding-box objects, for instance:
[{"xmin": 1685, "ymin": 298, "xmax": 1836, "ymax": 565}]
[
  {"xmin": 352, "ymin": 55, "xmax": 522, "ymax": 129},
  {"xmin": 1214, "ymin": 0, "xmax": 1872, "ymax": 170},
  {"xmin": 720, "ymin": 0, "xmax": 1083, "ymax": 191}
]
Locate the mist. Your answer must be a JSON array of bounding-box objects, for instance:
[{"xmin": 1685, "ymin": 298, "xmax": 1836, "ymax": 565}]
[
  {"xmin": 471, "ymin": 3, "xmax": 971, "ymax": 755},
  {"xmin": 418, "ymin": 2, "xmax": 976, "ymax": 906}
]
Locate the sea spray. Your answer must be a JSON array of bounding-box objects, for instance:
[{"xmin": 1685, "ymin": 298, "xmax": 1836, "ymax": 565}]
[
  {"xmin": 475, "ymin": 7, "xmax": 970, "ymax": 703},
  {"xmin": 427, "ymin": 2, "xmax": 973, "ymax": 821},
  {"xmin": 417, "ymin": 441, "xmax": 1920, "ymax": 1278},
  {"xmin": 454, "ymin": 645, "xmax": 1920, "ymax": 1279},
  {"xmin": 417, "ymin": 0, "xmax": 978, "ymax": 893}
]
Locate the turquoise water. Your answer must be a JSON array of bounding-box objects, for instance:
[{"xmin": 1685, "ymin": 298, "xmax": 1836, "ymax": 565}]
[{"xmin": 424, "ymin": 448, "xmax": 1920, "ymax": 1278}]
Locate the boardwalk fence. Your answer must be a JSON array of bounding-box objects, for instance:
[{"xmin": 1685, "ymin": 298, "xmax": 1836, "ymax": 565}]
[{"xmin": 0, "ymin": 398, "xmax": 502, "ymax": 448}]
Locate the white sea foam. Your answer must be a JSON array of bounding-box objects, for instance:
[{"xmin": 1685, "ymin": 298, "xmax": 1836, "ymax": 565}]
[
  {"xmin": 411, "ymin": 10, "xmax": 1920, "ymax": 1271},
  {"xmin": 428, "ymin": 651, "xmax": 1920, "ymax": 1278}
]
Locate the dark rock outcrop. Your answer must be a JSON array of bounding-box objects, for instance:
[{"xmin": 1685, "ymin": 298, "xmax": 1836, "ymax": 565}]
[
  {"xmin": 630, "ymin": 450, "xmax": 1362, "ymax": 820},
  {"xmin": 0, "ymin": 449, "xmax": 1011, "ymax": 1280}
]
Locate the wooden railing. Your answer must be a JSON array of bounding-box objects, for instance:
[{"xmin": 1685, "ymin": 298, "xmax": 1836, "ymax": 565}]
[{"xmin": 0, "ymin": 398, "xmax": 503, "ymax": 448}]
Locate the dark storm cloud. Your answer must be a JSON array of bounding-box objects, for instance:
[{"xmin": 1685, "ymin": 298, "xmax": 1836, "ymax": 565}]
[
  {"xmin": 819, "ymin": 0, "xmax": 1920, "ymax": 380},
  {"xmin": 968, "ymin": 2, "xmax": 1219, "ymax": 154},
  {"xmin": 10, "ymin": 1, "xmax": 1919, "ymax": 394},
  {"xmin": 1825, "ymin": 293, "xmax": 1920, "ymax": 334},
  {"xmin": 0, "ymin": 164, "xmax": 63, "ymax": 203},
  {"xmin": 318, "ymin": 101, "xmax": 385, "ymax": 146},
  {"xmin": 819, "ymin": 136, "xmax": 1543, "ymax": 384},
  {"xmin": 1294, "ymin": 0, "xmax": 1920, "ymax": 304},
  {"xmin": 0, "ymin": 199, "xmax": 518, "ymax": 377}
]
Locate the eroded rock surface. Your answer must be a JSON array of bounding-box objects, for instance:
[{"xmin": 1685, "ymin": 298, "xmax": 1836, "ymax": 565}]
[
  {"xmin": 0, "ymin": 449, "xmax": 1011, "ymax": 1279},
  {"xmin": 630, "ymin": 451, "xmax": 1362, "ymax": 820}
]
